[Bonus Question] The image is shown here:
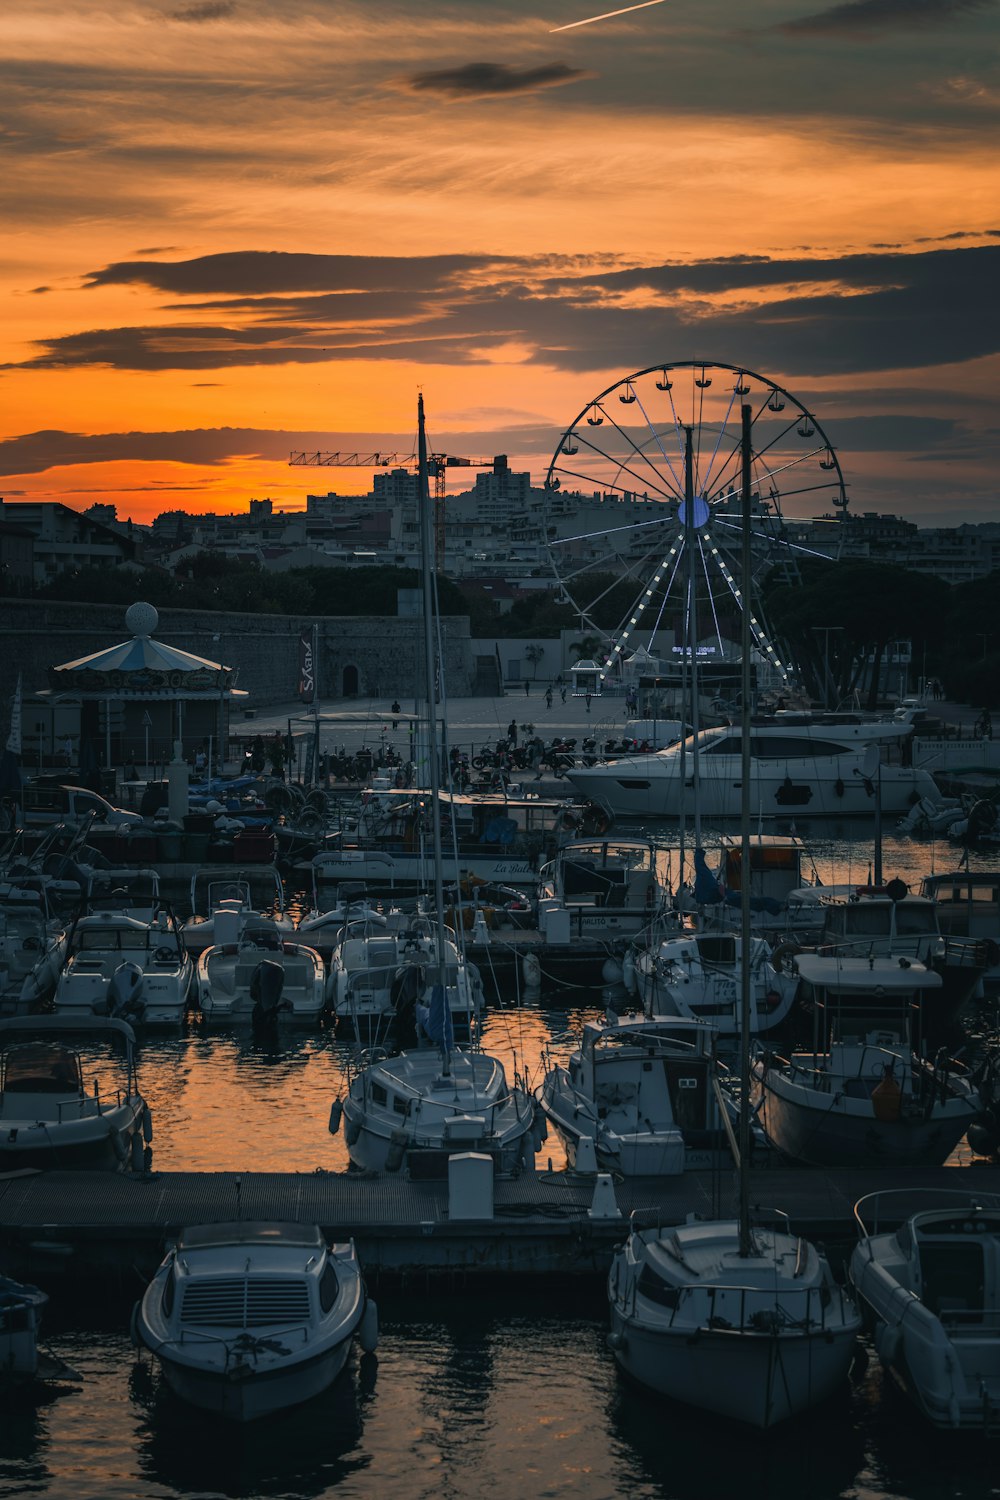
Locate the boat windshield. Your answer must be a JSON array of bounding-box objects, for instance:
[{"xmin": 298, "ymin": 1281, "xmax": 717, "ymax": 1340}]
[{"xmin": 2, "ymin": 1041, "xmax": 82, "ymax": 1094}]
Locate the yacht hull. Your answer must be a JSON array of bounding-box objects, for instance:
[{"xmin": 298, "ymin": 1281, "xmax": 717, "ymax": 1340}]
[
  {"xmin": 157, "ymin": 1337, "xmax": 353, "ymax": 1422},
  {"xmin": 756, "ymin": 1073, "xmax": 975, "ymax": 1167},
  {"xmin": 607, "ymin": 1312, "xmax": 856, "ymax": 1428}
]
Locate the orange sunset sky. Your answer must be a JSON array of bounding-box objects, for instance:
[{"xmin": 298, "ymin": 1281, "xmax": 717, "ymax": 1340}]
[{"xmin": 2, "ymin": 0, "xmax": 998, "ymax": 526}]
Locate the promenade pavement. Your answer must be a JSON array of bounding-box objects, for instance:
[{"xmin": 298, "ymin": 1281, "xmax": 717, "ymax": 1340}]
[{"xmin": 228, "ymin": 691, "xmax": 986, "ymax": 770}]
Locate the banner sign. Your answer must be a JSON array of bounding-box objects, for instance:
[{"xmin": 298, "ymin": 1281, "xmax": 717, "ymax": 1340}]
[{"xmin": 299, "ymin": 630, "xmax": 315, "ymax": 703}]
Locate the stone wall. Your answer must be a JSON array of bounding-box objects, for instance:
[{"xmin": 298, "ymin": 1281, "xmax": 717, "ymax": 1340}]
[{"xmin": 0, "ymin": 598, "xmax": 477, "ymax": 708}]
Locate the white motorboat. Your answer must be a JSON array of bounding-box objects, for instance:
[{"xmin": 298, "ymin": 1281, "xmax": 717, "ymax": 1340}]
[
  {"xmin": 328, "ymin": 911, "xmax": 482, "ymax": 1037},
  {"xmin": 850, "ymin": 1190, "xmax": 1000, "ymax": 1430},
  {"xmin": 535, "ymin": 836, "xmax": 665, "ymax": 947},
  {"xmin": 0, "ymin": 1276, "xmax": 49, "ymax": 1383},
  {"xmin": 0, "ymin": 1015, "xmax": 151, "ymax": 1171},
  {"xmin": 132, "ymin": 1221, "xmax": 377, "ymax": 1422},
  {"xmin": 536, "ymin": 1017, "xmax": 728, "ymax": 1175},
  {"xmin": 196, "ymin": 919, "xmax": 327, "ymax": 1026},
  {"xmin": 183, "ymin": 867, "xmax": 294, "ymax": 956},
  {"xmin": 0, "ymin": 889, "xmax": 67, "ymax": 1017},
  {"xmin": 53, "ymin": 905, "xmax": 193, "ymax": 1026},
  {"xmin": 608, "ymin": 1211, "xmax": 862, "ymax": 1428},
  {"xmin": 632, "ymin": 928, "xmax": 797, "ymax": 1037},
  {"xmin": 566, "ymin": 714, "xmax": 938, "ymax": 820},
  {"xmin": 792, "ymin": 884, "xmax": 987, "ymax": 1033},
  {"xmin": 751, "ymin": 954, "xmax": 983, "ymax": 1167},
  {"xmin": 920, "ymin": 871, "xmax": 1000, "ymax": 989},
  {"xmin": 337, "ymin": 1034, "xmax": 537, "ymax": 1177}
]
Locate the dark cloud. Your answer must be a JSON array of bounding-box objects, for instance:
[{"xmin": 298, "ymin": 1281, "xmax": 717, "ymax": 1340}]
[
  {"xmin": 0, "ymin": 424, "xmax": 560, "ymax": 478},
  {"xmin": 84, "ymin": 251, "xmax": 504, "ymax": 296},
  {"xmin": 168, "ymin": 1, "xmax": 236, "ymax": 20},
  {"xmin": 11, "ymin": 244, "xmax": 1000, "ymax": 382},
  {"xmin": 391, "ymin": 61, "xmax": 596, "ymax": 99},
  {"xmin": 777, "ymin": 0, "xmax": 996, "ymax": 35}
]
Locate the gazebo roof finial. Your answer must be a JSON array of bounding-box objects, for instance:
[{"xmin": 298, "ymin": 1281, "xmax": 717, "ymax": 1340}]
[{"xmin": 125, "ymin": 601, "xmax": 159, "ymax": 639}]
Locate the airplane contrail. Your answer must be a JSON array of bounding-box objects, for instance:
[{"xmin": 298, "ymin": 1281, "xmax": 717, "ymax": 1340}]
[{"xmin": 550, "ymin": 0, "xmax": 668, "ymax": 32}]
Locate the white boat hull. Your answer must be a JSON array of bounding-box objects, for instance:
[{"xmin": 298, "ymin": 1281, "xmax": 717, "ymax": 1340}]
[
  {"xmin": 607, "ymin": 1310, "xmax": 857, "ymax": 1428},
  {"xmin": 755, "ymin": 1070, "xmax": 976, "ymax": 1167},
  {"xmin": 568, "ymin": 756, "xmax": 937, "ymax": 820},
  {"xmin": 157, "ymin": 1336, "xmax": 354, "ymax": 1422}
]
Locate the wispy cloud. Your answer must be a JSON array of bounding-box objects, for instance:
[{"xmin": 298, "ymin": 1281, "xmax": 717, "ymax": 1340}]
[
  {"xmin": 390, "ymin": 61, "xmax": 596, "ymax": 99},
  {"xmin": 776, "ymin": 0, "xmax": 996, "ymax": 36},
  {"xmin": 168, "ymin": 1, "xmax": 236, "ymax": 21}
]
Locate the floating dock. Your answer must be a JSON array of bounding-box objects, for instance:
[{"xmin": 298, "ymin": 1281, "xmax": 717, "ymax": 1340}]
[{"xmin": 4, "ymin": 1162, "xmax": 1000, "ymax": 1285}]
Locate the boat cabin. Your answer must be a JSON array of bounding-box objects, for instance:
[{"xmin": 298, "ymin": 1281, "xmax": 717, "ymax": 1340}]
[
  {"xmin": 718, "ymin": 835, "xmax": 806, "ymax": 908},
  {"xmin": 921, "ymin": 874, "xmax": 1000, "ymax": 945},
  {"xmin": 819, "ymin": 896, "xmax": 941, "ymax": 958},
  {"xmin": 1, "ymin": 1040, "xmax": 82, "ymax": 1097},
  {"xmin": 793, "ymin": 953, "xmax": 942, "ymax": 1055}
]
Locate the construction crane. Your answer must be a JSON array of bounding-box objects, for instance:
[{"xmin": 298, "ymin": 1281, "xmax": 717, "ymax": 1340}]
[{"xmin": 289, "ymin": 449, "xmax": 500, "ymax": 568}]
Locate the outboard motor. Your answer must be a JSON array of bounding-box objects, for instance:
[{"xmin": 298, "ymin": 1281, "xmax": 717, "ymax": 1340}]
[
  {"xmin": 107, "ymin": 961, "xmax": 145, "ymax": 1022},
  {"xmin": 250, "ymin": 958, "xmax": 286, "ymax": 1032}
]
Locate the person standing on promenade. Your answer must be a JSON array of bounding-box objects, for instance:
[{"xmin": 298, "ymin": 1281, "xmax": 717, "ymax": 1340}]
[
  {"xmin": 524, "ymin": 679, "xmax": 530, "ymax": 697},
  {"xmin": 545, "ymin": 686, "xmax": 553, "ymax": 710},
  {"xmin": 585, "ymin": 691, "xmax": 592, "ymax": 713},
  {"xmin": 507, "ymin": 719, "xmax": 518, "ymax": 747}
]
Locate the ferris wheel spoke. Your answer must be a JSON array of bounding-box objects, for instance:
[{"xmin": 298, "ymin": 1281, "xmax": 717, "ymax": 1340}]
[
  {"xmin": 630, "ymin": 388, "xmax": 687, "ymax": 498},
  {"xmin": 697, "ymin": 534, "xmax": 726, "ymax": 656},
  {"xmin": 593, "ymin": 404, "xmax": 686, "ymax": 502},
  {"xmin": 695, "ymin": 380, "xmax": 742, "ymax": 499}
]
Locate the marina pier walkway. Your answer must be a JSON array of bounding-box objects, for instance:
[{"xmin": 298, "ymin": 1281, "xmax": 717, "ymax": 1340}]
[{"xmin": 4, "ymin": 1162, "xmax": 999, "ymax": 1284}]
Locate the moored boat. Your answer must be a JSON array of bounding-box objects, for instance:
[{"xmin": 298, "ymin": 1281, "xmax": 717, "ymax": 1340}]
[
  {"xmin": 850, "ymin": 1189, "xmax": 1000, "ymax": 1430},
  {"xmin": 132, "ymin": 1221, "xmax": 377, "ymax": 1421},
  {"xmin": 751, "ymin": 954, "xmax": 984, "ymax": 1167},
  {"xmin": 0, "ymin": 1014, "xmax": 151, "ymax": 1171}
]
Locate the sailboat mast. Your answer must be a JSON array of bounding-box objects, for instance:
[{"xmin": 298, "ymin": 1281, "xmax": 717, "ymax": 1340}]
[
  {"xmin": 684, "ymin": 428, "xmax": 702, "ymax": 850},
  {"xmin": 738, "ymin": 402, "xmax": 753, "ymax": 1257},
  {"xmin": 416, "ymin": 395, "xmax": 449, "ymax": 1048}
]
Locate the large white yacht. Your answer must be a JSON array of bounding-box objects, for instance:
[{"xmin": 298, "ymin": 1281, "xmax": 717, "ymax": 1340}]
[{"xmin": 565, "ymin": 713, "xmax": 938, "ymax": 820}]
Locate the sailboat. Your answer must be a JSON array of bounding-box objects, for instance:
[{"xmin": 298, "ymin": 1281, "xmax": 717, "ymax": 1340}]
[
  {"xmin": 330, "ymin": 396, "xmax": 537, "ymax": 1179},
  {"xmin": 606, "ymin": 405, "xmax": 861, "ymax": 1427}
]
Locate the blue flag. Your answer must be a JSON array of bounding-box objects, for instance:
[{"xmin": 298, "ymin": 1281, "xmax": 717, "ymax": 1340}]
[{"xmin": 420, "ymin": 983, "xmax": 454, "ymax": 1052}]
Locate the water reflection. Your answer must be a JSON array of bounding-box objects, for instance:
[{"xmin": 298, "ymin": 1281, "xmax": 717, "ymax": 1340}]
[{"xmin": 132, "ymin": 1356, "xmax": 369, "ymax": 1499}]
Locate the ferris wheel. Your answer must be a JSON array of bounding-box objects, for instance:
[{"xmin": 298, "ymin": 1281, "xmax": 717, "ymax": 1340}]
[{"xmin": 543, "ymin": 361, "xmax": 847, "ymax": 688}]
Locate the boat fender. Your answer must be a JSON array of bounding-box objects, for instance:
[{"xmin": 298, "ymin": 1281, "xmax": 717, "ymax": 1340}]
[
  {"xmin": 622, "ymin": 949, "xmax": 637, "ymax": 995},
  {"xmin": 142, "ymin": 1105, "xmax": 153, "ymax": 1144},
  {"xmin": 110, "ymin": 1126, "xmax": 129, "ymax": 1163},
  {"xmin": 385, "ymin": 1127, "xmax": 408, "ymax": 1173},
  {"xmin": 129, "ymin": 1300, "xmax": 142, "ymax": 1349},
  {"xmin": 522, "ymin": 952, "xmax": 541, "ymax": 989},
  {"xmin": 329, "ymin": 1098, "xmax": 343, "ymax": 1136},
  {"xmin": 344, "ymin": 1114, "xmax": 362, "ymax": 1147},
  {"xmin": 606, "ymin": 1330, "xmax": 626, "ymax": 1353},
  {"xmin": 966, "ymin": 1109, "xmax": 1000, "ymax": 1157},
  {"xmin": 532, "ymin": 1113, "xmax": 548, "ymax": 1153},
  {"xmin": 834, "ymin": 777, "xmax": 845, "ymax": 798},
  {"xmin": 359, "ymin": 1299, "xmax": 379, "ymax": 1354},
  {"xmin": 602, "ymin": 956, "xmax": 623, "ymax": 986},
  {"xmin": 144, "ymin": 1144, "xmax": 154, "ymax": 1172},
  {"xmin": 130, "ymin": 1131, "xmax": 144, "ymax": 1173}
]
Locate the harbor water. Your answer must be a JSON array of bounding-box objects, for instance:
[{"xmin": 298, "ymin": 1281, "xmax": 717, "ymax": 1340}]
[{"xmin": 4, "ymin": 828, "xmax": 1000, "ymax": 1499}]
